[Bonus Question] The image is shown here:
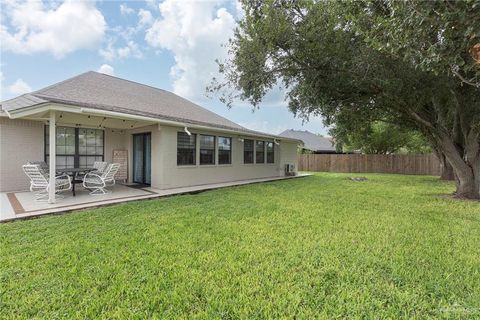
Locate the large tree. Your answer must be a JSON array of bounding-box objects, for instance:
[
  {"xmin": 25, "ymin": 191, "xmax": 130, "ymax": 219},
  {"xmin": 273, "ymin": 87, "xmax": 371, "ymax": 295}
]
[{"xmin": 210, "ymin": 0, "xmax": 480, "ymax": 198}]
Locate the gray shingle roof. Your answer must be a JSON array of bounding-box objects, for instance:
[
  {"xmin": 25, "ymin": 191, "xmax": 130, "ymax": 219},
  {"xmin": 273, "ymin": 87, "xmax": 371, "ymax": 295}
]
[
  {"xmin": 1, "ymin": 94, "xmax": 48, "ymax": 110},
  {"xmin": 279, "ymin": 129, "xmax": 335, "ymax": 152},
  {"xmin": 1, "ymin": 71, "xmax": 248, "ymax": 130},
  {"xmin": 1, "ymin": 71, "xmax": 303, "ymax": 141}
]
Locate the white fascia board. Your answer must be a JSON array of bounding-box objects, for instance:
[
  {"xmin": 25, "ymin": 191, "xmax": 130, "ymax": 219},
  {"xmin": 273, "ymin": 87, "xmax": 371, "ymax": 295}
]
[{"xmin": 6, "ymin": 103, "xmax": 83, "ymax": 119}]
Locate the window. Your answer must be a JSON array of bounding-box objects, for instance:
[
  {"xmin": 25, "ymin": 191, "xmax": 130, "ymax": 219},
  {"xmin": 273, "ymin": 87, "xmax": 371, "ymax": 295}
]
[
  {"xmin": 200, "ymin": 135, "xmax": 215, "ymax": 165},
  {"xmin": 256, "ymin": 140, "xmax": 265, "ymax": 163},
  {"xmin": 266, "ymin": 142, "xmax": 274, "ymax": 163},
  {"xmin": 244, "ymin": 139, "xmax": 254, "ymax": 164},
  {"xmin": 78, "ymin": 128, "xmax": 104, "ymax": 167},
  {"xmin": 45, "ymin": 126, "xmax": 104, "ymax": 169},
  {"xmin": 177, "ymin": 132, "xmax": 196, "ymax": 165},
  {"xmin": 218, "ymin": 137, "xmax": 232, "ymax": 164}
]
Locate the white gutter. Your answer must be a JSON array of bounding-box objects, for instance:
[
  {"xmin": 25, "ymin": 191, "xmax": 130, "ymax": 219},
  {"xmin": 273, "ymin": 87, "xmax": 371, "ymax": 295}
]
[{"xmin": 6, "ymin": 103, "xmax": 84, "ymax": 119}]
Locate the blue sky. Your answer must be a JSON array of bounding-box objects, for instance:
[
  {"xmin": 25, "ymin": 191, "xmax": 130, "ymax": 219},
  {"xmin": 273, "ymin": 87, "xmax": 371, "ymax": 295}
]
[{"xmin": 0, "ymin": 0, "xmax": 328, "ymax": 135}]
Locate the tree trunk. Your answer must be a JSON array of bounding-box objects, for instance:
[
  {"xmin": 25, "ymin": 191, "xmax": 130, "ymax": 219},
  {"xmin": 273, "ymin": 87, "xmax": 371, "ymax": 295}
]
[
  {"xmin": 439, "ymin": 155, "xmax": 455, "ymax": 181},
  {"xmin": 432, "ymin": 148, "xmax": 455, "ymax": 181},
  {"xmin": 455, "ymin": 168, "xmax": 479, "ymax": 199},
  {"xmin": 438, "ymin": 133, "xmax": 480, "ymax": 199},
  {"xmin": 463, "ymin": 131, "xmax": 480, "ymax": 199}
]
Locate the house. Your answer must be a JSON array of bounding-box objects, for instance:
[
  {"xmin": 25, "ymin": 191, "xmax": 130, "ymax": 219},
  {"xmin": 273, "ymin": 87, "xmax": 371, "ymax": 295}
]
[
  {"xmin": 0, "ymin": 72, "xmax": 300, "ymax": 200},
  {"xmin": 279, "ymin": 129, "xmax": 336, "ymax": 154}
]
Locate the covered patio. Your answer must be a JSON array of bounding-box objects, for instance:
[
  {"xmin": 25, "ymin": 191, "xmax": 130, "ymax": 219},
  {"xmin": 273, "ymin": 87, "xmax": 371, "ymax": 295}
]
[{"xmin": 3, "ymin": 104, "xmax": 157, "ymax": 204}]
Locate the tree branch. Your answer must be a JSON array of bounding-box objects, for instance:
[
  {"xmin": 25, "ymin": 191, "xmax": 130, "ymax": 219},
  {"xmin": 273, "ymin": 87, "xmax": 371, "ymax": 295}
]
[{"xmin": 451, "ymin": 68, "xmax": 480, "ymax": 88}]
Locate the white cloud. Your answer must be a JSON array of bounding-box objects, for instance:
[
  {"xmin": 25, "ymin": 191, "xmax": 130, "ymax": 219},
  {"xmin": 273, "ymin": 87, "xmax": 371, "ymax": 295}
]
[
  {"xmin": 99, "ymin": 40, "xmax": 142, "ymax": 61},
  {"xmin": 0, "ymin": 72, "xmax": 32, "ymax": 100},
  {"xmin": 120, "ymin": 3, "xmax": 134, "ymax": 16},
  {"xmin": 0, "ymin": 71, "xmax": 5, "ymax": 100},
  {"xmin": 97, "ymin": 64, "xmax": 114, "ymax": 76},
  {"xmin": 145, "ymin": 0, "xmax": 159, "ymax": 11},
  {"xmin": 137, "ymin": 9, "xmax": 153, "ymax": 29},
  {"xmin": 98, "ymin": 43, "xmax": 116, "ymax": 61},
  {"xmin": 234, "ymin": 0, "xmax": 244, "ymax": 19},
  {"xmin": 7, "ymin": 79, "xmax": 32, "ymax": 95},
  {"xmin": 0, "ymin": 0, "xmax": 106, "ymax": 58},
  {"xmin": 98, "ymin": 7, "xmax": 151, "ymax": 62},
  {"xmin": 145, "ymin": 0, "xmax": 237, "ymax": 101}
]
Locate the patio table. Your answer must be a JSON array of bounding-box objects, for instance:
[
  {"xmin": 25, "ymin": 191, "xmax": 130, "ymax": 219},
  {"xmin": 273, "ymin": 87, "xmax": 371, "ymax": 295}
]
[{"xmin": 55, "ymin": 168, "xmax": 96, "ymax": 196}]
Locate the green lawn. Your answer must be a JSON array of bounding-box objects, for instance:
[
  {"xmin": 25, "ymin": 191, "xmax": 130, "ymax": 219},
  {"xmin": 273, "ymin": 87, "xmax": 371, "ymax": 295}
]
[{"xmin": 1, "ymin": 173, "xmax": 479, "ymax": 319}]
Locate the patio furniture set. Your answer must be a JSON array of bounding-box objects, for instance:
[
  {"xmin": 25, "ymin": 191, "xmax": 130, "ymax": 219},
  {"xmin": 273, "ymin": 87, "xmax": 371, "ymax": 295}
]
[{"xmin": 22, "ymin": 161, "xmax": 121, "ymax": 201}]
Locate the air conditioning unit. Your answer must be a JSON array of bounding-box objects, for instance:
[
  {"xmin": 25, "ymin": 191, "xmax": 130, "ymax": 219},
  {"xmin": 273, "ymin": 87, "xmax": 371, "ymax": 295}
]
[{"xmin": 285, "ymin": 164, "xmax": 296, "ymax": 176}]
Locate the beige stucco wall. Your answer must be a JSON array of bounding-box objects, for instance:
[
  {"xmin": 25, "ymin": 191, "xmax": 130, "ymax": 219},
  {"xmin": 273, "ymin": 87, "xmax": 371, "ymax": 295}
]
[
  {"xmin": 279, "ymin": 141, "xmax": 299, "ymax": 171},
  {"xmin": 143, "ymin": 125, "xmax": 298, "ymax": 190},
  {"xmin": 104, "ymin": 129, "xmax": 128, "ymax": 163},
  {"xmin": 0, "ymin": 117, "xmax": 44, "ymax": 192}
]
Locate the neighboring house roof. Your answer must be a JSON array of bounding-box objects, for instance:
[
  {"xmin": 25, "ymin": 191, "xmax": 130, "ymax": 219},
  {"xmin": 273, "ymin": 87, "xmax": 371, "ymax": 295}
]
[
  {"xmin": 279, "ymin": 129, "xmax": 336, "ymax": 152},
  {"xmin": 1, "ymin": 71, "xmax": 299, "ymax": 141}
]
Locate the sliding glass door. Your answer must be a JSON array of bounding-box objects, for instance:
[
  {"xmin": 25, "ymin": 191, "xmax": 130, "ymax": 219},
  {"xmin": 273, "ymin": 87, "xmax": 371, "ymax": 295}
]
[{"xmin": 133, "ymin": 133, "xmax": 151, "ymax": 185}]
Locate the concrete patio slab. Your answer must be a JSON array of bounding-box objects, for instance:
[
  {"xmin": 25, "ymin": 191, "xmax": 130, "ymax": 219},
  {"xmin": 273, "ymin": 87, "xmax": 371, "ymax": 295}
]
[{"xmin": 1, "ymin": 174, "xmax": 311, "ymax": 222}]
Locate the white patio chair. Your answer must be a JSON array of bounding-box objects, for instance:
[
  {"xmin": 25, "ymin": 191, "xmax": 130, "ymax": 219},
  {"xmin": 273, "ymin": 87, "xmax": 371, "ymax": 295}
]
[
  {"xmin": 27, "ymin": 161, "xmax": 66, "ymax": 178},
  {"xmin": 27, "ymin": 160, "xmax": 48, "ymax": 170},
  {"xmin": 75, "ymin": 161, "xmax": 108, "ymax": 180},
  {"xmin": 93, "ymin": 161, "xmax": 109, "ymax": 173},
  {"xmin": 82, "ymin": 163, "xmax": 120, "ymax": 195},
  {"xmin": 27, "ymin": 160, "xmax": 49, "ymax": 175},
  {"xmin": 22, "ymin": 164, "xmax": 72, "ymax": 201}
]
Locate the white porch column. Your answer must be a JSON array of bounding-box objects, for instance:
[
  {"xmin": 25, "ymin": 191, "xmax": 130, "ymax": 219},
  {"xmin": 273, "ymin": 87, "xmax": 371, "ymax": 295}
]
[{"xmin": 48, "ymin": 111, "xmax": 56, "ymax": 204}]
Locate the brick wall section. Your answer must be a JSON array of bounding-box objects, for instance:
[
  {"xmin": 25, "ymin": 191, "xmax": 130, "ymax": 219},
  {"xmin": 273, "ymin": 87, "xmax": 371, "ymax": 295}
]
[{"xmin": 0, "ymin": 117, "xmax": 44, "ymax": 192}]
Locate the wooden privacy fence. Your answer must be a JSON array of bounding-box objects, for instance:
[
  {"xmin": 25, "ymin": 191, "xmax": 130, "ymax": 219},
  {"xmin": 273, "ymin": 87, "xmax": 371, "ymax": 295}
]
[{"xmin": 298, "ymin": 154, "xmax": 441, "ymax": 176}]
